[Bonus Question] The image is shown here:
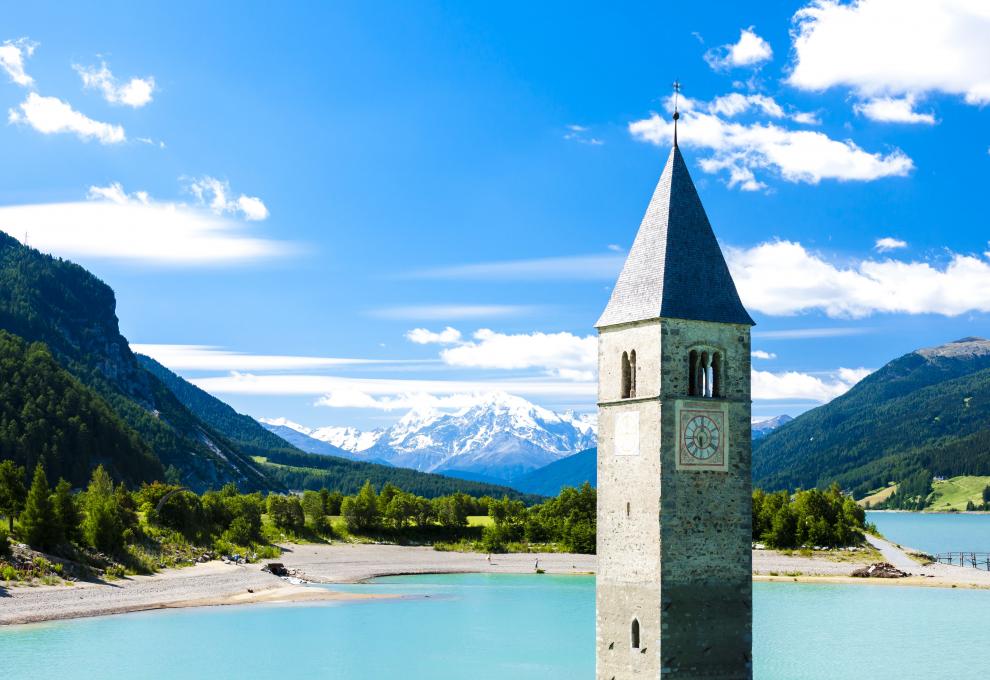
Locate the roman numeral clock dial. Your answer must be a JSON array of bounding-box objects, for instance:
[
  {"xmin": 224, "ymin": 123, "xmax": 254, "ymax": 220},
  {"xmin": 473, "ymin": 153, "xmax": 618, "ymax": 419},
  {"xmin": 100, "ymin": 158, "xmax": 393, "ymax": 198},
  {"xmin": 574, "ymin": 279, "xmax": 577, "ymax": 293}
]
[{"xmin": 675, "ymin": 401, "xmax": 729, "ymax": 471}]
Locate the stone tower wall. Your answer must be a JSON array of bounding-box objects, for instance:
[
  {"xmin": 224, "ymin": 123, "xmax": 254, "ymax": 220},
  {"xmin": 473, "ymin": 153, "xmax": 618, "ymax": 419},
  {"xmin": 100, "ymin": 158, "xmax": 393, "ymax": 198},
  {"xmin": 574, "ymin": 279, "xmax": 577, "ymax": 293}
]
[{"xmin": 596, "ymin": 318, "xmax": 752, "ymax": 680}]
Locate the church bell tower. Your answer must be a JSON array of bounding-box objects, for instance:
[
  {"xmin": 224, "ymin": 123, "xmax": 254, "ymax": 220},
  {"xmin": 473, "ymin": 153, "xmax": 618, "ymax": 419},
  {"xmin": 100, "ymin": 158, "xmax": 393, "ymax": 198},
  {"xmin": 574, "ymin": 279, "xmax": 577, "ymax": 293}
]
[{"xmin": 595, "ymin": 104, "xmax": 754, "ymax": 679}]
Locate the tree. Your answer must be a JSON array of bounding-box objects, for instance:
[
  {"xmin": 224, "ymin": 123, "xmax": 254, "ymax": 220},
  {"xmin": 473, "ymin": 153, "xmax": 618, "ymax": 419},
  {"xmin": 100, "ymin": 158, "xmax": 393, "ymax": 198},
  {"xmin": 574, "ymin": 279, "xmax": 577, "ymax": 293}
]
[
  {"xmin": 301, "ymin": 490, "xmax": 325, "ymax": 527},
  {"xmin": 268, "ymin": 495, "xmax": 305, "ymax": 532},
  {"xmin": 82, "ymin": 465, "xmax": 125, "ymax": 554},
  {"xmin": 0, "ymin": 460, "xmax": 27, "ymax": 531},
  {"xmin": 983, "ymin": 485, "xmax": 990, "ymax": 510},
  {"xmin": 383, "ymin": 492, "xmax": 417, "ymax": 530},
  {"xmin": 52, "ymin": 478, "xmax": 81, "ymax": 544},
  {"xmin": 20, "ymin": 462, "xmax": 58, "ymax": 551},
  {"xmin": 341, "ymin": 480, "xmax": 380, "ymax": 532}
]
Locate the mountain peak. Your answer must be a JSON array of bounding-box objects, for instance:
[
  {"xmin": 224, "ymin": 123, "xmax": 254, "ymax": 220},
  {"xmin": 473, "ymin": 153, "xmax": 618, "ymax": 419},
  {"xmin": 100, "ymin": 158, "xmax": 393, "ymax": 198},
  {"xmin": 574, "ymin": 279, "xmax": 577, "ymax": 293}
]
[{"xmin": 917, "ymin": 337, "xmax": 990, "ymax": 360}]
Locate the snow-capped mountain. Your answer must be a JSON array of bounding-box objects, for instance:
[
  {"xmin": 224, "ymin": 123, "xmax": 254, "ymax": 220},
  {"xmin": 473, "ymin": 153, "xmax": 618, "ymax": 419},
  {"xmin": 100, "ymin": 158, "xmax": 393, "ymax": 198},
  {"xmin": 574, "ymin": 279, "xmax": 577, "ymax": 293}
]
[
  {"xmin": 751, "ymin": 414, "xmax": 793, "ymax": 439},
  {"xmin": 260, "ymin": 392, "xmax": 597, "ymax": 483},
  {"xmin": 310, "ymin": 425, "xmax": 383, "ymax": 452}
]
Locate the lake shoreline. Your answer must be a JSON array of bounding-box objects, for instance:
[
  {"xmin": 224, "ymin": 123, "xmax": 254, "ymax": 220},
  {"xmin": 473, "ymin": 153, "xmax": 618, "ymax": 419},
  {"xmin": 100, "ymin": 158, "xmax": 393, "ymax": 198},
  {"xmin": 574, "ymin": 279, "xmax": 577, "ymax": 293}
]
[{"xmin": 3, "ymin": 541, "xmax": 989, "ymax": 627}]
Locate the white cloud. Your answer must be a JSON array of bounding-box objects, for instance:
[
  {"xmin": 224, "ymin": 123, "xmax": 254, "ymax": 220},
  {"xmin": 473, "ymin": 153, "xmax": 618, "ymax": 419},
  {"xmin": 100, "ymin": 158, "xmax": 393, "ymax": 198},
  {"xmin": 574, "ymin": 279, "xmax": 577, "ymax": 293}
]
[
  {"xmin": 705, "ymin": 27, "xmax": 773, "ymax": 70},
  {"xmin": 412, "ymin": 253, "xmax": 625, "ymax": 280},
  {"xmin": 752, "ymin": 367, "xmax": 870, "ymax": 402},
  {"xmin": 186, "ymin": 176, "xmax": 269, "ymax": 221},
  {"xmin": 727, "ymin": 240, "xmax": 990, "ymax": 317},
  {"xmin": 0, "ymin": 37, "xmax": 36, "ymax": 87},
  {"xmin": 131, "ymin": 344, "xmax": 406, "ymax": 371},
  {"xmin": 751, "ymin": 350, "xmax": 777, "ymax": 360},
  {"xmin": 874, "ymin": 237, "xmax": 908, "ymax": 252},
  {"xmin": 406, "ymin": 327, "xmax": 463, "ymax": 345},
  {"xmin": 0, "ymin": 182, "xmax": 292, "ymax": 265},
  {"xmin": 709, "ymin": 93, "xmax": 785, "ymax": 118},
  {"xmin": 8, "ymin": 92, "xmax": 125, "ymax": 144},
  {"xmin": 372, "ymin": 305, "xmax": 533, "ymax": 320},
  {"xmin": 74, "ymin": 61, "xmax": 155, "ymax": 108},
  {"xmin": 788, "ymin": 0, "xmax": 990, "ymax": 113},
  {"xmin": 629, "ymin": 95, "xmax": 913, "ymax": 190},
  {"xmin": 438, "ymin": 329, "xmax": 597, "ymax": 381},
  {"xmin": 853, "ymin": 96, "xmax": 935, "ymax": 124}
]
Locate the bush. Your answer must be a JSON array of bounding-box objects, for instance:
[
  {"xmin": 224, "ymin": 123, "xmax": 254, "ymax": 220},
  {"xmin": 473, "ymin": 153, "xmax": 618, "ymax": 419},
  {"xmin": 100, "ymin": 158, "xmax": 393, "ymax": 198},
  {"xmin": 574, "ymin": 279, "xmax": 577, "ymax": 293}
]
[{"xmin": 0, "ymin": 526, "xmax": 9, "ymax": 558}]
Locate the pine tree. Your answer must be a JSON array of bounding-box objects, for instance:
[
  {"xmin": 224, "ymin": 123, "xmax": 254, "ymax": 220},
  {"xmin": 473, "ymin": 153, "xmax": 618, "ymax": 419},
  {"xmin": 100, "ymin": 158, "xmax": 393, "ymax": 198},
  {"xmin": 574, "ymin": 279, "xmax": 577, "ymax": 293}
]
[
  {"xmin": 52, "ymin": 478, "xmax": 81, "ymax": 544},
  {"xmin": 20, "ymin": 462, "xmax": 58, "ymax": 551},
  {"xmin": 0, "ymin": 459, "xmax": 27, "ymax": 532},
  {"xmin": 83, "ymin": 465, "xmax": 124, "ymax": 554}
]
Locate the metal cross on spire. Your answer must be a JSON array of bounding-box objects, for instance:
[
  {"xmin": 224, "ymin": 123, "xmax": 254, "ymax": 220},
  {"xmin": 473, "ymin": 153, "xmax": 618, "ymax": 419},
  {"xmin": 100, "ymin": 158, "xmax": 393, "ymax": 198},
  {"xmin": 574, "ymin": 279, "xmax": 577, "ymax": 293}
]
[{"xmin": 672, "ymin": 80, "xmax": 681, "ymax": 148}]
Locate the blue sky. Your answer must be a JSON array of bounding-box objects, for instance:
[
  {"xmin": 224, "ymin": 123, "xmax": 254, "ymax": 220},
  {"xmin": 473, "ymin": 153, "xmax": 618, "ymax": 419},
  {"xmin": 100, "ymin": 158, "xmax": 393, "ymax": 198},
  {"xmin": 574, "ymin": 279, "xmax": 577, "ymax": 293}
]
[{"xmin": 1, "ymin": 1, "xmax": 988, "ymax": 429}]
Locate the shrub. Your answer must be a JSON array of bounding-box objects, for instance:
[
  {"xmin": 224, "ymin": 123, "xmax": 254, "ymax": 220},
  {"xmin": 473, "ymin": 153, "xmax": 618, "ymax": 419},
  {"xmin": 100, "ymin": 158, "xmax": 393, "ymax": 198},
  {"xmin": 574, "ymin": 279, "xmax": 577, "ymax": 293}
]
[{"xmin": 268, "ymin": 495, "xmax": 305, "ymax": 532}]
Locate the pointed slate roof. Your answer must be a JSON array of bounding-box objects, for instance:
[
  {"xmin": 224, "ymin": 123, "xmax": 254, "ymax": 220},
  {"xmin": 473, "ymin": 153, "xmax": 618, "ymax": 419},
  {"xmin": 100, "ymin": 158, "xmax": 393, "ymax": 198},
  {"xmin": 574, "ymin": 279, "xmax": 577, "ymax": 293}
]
[{"xmin": 596, "ymin": 145, "xmax": 755, "ymax": 328}]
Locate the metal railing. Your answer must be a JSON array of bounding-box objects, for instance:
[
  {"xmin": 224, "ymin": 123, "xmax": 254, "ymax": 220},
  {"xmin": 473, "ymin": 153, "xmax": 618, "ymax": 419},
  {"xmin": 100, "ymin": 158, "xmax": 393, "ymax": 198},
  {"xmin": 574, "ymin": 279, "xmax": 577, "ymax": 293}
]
[{"xmin": 934, "ymin": 552, "xmax": 990, "ymax": 571}]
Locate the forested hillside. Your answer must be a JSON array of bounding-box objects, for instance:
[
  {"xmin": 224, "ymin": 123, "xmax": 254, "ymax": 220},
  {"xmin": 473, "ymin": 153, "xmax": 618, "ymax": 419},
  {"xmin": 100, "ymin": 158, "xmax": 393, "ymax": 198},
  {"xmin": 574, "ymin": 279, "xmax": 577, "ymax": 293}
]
[
  {"xmin": 0, "ymin": 232, "xmax": 271, "ymax": 491},
  {"xmin": 754, "ymin": 337, "xmax": 990, "ymax": 499},
  {"xmin": 0, "ymin": 331, "xmax": 160, "ymax": 486}
]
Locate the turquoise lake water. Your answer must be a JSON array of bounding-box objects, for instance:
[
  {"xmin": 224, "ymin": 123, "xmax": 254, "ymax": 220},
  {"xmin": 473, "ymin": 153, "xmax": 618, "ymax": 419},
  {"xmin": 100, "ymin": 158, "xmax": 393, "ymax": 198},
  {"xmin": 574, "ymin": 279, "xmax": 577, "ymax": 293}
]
[
  {"xmin": 3, "ymin": 513, "xmax": 989, "ymax": 679},
  {"xmin": 867, "ymin": 510, "xmax": 990, "ymax": 554}
]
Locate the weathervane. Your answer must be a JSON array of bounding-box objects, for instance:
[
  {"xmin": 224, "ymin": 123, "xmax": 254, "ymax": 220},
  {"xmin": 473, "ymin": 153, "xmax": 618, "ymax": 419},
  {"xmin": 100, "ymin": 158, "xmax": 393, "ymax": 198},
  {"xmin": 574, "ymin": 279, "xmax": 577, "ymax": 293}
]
[{"xmin": 672, "ymin": 80, "xmax": 681, "ymax": 148}]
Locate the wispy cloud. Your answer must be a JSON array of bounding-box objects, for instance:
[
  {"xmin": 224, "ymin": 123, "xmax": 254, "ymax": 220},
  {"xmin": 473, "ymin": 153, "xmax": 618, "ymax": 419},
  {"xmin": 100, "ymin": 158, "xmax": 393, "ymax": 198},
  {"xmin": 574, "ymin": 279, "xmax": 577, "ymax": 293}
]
[
  {"xmin": 729, "ymin": 240, "xmax": 990, "ymax": 317},
  {"xmin": 74, "ymin": 60, "xmax": 155, "ymax": 108},
  {"xmin": 191, "ymin": 373, "xmax": 599, "ymax": 399},
  {"xmin": 371, "ymin": 305, "xmax": 535, "ymax": 320},
  {"xmin": 751, "ymin": 350, "xmax": 777, "ymax": 359},
  {"xmin": 874, "ymin": 236, "xmax": 908, "ymax": 252},
  {"xmin": 0, "ymin": 181, "xmax": 291, "ymax": 265},
  {"xmin": 629, "ymin": 94, "xmax": 912, "ymax": 190},
  {"xmin": 410, "ymin": 254, "xmax": 624, "ymax": 281},
  {"xmin": 563, "ymin": 124, "xmax": 603, "ymax": 146},
  {"xmin": 132, "ymin": 344, "xmax": 414, "ymax": 372},
  {"xmin": 704, "ymin": 27, "xmax": 773, "ymax": 70},
  {"xmin": 185, "ymin": 176, "xmax": 269, "ymax": 221},
  {"xmin": 8, "ymin": 92, "xmax": 125, "ymax": 144},
  {"xmin": 0, "ymin": 37, "xmax": 37, "ymax": 87},
  {"xmin": 753, "ymin": 327, "xmax": 872, "ymax": 340}
]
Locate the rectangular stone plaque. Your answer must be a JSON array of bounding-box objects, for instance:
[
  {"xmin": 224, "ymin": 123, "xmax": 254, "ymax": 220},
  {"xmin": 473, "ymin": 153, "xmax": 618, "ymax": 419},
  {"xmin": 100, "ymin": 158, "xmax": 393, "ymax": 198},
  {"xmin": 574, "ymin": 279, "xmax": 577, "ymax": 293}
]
[{"xmin": 614, "ymin": 411, "xmax": 639, "ymax": 456}]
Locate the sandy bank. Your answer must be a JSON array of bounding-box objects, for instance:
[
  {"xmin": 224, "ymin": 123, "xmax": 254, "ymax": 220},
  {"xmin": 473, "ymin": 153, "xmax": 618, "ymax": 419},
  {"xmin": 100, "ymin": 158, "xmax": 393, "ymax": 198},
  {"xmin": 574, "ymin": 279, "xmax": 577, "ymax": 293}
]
[{"xmin": 4, "ymin": 540, "xmax": 989, "ymax": 626}]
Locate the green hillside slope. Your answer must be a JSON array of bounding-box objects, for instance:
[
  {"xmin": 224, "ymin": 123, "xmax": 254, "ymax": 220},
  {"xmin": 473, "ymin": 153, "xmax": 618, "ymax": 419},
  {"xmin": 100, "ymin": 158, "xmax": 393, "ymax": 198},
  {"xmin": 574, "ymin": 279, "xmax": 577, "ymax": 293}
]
[
  {"xmin": 0, "ymin": 231, "xmax": 270, "ymax": 491},
  {"xmin": 753, "ymin": 337, "xmax": 990, "ymax": 497},
  {"xmin": 0, "ymin": 330, "xmax": 161, "ymax": 486},
  {"xmin": 513, "ymin": 448, "xmax": 597, "ymax": 496}
]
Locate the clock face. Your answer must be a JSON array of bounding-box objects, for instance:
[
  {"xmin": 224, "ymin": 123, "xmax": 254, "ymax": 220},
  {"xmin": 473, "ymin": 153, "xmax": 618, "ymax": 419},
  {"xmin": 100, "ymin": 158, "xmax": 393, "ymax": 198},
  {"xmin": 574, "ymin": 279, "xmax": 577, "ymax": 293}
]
[
  {"xmin": 683, "ymin": 414, "xmax": 720, "ymax": 460},
  {"xmin": 676, "ymin": 402, "xmax": 728, "ymax": 471}
]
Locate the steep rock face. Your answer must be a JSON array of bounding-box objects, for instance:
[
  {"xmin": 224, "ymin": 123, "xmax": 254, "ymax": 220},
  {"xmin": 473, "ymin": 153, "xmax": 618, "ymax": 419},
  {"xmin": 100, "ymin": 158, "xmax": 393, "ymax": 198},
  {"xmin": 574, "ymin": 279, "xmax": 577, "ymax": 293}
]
[
  {"xmin": 753, "ymin": 337, "xmax": 990, "ymax": 494},
  {"xmin": 0, "ymin": 231, "xmax": 270, "ymax": 491},
  {"xmin": 267, "ymin": 392, "xmax": 598, "ymax": 483}
]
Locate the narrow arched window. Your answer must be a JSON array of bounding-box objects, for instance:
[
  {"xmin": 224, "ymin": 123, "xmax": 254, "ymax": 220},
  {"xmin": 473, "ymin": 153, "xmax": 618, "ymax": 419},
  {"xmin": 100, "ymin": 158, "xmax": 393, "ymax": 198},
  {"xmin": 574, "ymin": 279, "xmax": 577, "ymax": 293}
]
[
  {"xmin": 689, "ymin": 350, "xmax": 698, "ymax": 396},
  {"xmin": 700, "ymin": 351, "xmax": 710, "ymax": 398},
  {"xmin": 626, "ymin": 501, "xmax": 630, "ymax": 517},
  {"xmin": 711, "ymin": 352, "xmax": 722, "ymax": 398},
  {"xmin": 631, "ymin": 618, "xmax": 640, "ymax": 649},
  {"xmin": 621, "ymin": 351, "xmax": 632, "ymax": 399},
  {"xmin": 629, "ymin": 350, "xmax": 637, "ymax": 398}
]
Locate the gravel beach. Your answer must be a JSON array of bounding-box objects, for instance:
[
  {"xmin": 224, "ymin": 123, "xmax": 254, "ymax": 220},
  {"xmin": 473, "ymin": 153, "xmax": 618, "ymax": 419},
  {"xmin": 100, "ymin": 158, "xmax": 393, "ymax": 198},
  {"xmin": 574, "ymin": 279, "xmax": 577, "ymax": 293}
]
[{"xmin": 3, "ymin": 541, "xmax": 988, "ymax": 626}]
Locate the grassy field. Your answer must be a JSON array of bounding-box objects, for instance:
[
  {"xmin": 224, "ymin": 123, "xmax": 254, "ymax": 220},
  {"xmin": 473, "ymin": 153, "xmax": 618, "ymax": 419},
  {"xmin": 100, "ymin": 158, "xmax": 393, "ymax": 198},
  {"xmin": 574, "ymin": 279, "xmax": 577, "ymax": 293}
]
[
  {"xmin": 927, "ymin": 476, "xmax": 990, "ymax": 511},
  {"xmin": 857, "ymin": 483, "xmax": 897, "ymax": 508}
]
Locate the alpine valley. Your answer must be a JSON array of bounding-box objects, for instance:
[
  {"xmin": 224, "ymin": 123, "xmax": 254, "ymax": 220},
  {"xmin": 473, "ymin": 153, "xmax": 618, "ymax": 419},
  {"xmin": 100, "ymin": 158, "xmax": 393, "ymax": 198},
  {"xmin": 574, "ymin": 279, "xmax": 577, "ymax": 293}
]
[
  {"xmin": 261, "ymin": 392, "xmax": 598, "ymax": 485},
  {"xmin": 0, "ymin": 231, "xmax": 535, "ymax": 500}
]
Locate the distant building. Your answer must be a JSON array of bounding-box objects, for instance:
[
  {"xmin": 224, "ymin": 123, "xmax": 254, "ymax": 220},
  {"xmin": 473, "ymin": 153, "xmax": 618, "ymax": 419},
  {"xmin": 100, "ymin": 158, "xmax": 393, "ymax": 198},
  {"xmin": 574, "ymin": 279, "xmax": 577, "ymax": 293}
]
[{"xmin": 595, "ymin": 115, "xmax": 754, "ymax": 678}]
